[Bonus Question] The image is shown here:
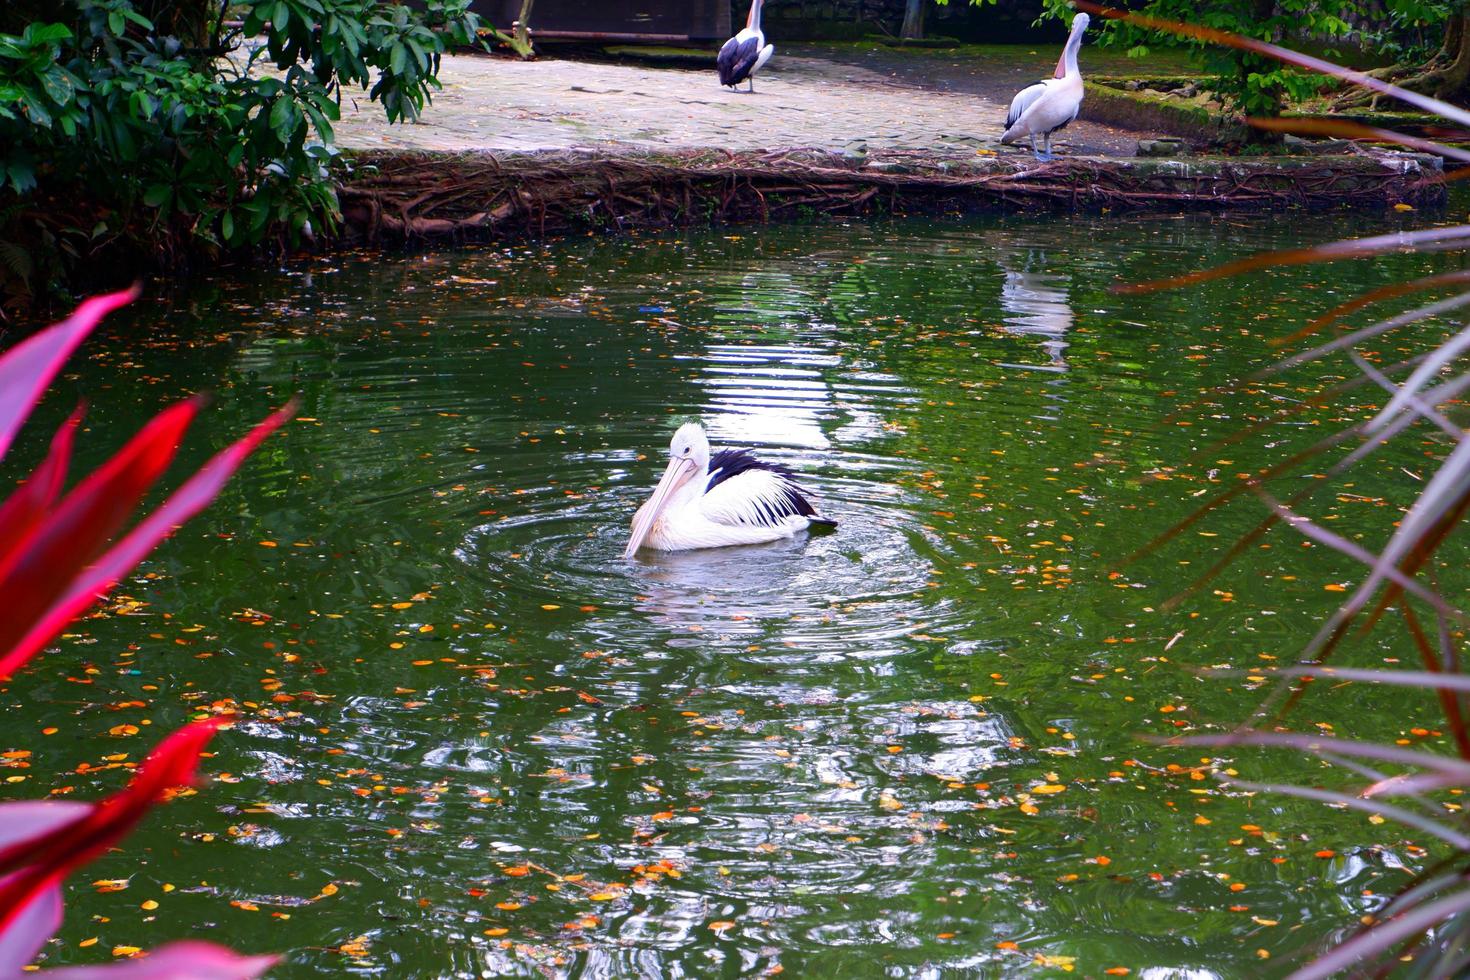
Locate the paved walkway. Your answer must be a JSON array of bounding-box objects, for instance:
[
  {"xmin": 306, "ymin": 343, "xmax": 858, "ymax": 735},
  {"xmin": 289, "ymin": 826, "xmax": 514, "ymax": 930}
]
[{"xmin": 332, "ymin": 53, "xmax": 1022, "ymax": 156}]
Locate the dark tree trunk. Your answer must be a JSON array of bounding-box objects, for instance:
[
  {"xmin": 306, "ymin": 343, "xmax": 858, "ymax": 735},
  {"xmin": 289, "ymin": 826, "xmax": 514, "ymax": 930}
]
[
  {"xmin": 900, "ymin": 0, "xmax": 925, "ymax": 40},
  {"xmin": 1438, "ymin": 13, "xmax": 1470, "ymax": 96},
  {"xmin": 1399, "ymin": 12, "xmax": 1470, "ymax": 101},
  {"xmin": 1439, "ymin": 11, "xmax": 1464, "ymax": 64}
]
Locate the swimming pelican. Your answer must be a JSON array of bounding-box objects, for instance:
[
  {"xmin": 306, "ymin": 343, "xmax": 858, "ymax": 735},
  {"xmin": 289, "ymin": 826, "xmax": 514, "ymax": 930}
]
[
  {"xmin": 718, "ymin": 0, "xmax": 774, "ymax": 93},
  {"xmin": 625, "ymin": 423, "xmax": 834, "ymax": 556},
  {"xmin": 1001, "ymin": 12, "xmax": 1090, "ymax": 161}
]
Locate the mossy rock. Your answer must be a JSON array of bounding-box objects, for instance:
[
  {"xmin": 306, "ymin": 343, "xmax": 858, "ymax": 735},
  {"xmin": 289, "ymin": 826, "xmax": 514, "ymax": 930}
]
[{"xmin": 1083, "ymin": 81, "xmax": 1248, "ymax": 145}]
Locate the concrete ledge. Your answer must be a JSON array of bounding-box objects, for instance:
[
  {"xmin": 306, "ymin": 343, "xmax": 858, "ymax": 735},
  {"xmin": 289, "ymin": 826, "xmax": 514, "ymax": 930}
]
[{"xmin": 337, "ymin": 147, "xmax": 1445, "ymax": 242}]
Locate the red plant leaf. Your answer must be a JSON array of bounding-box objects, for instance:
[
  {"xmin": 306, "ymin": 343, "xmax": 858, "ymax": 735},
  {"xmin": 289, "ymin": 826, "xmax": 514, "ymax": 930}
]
[
  {"xmin": 1249, "ymin": 115, "xmax": 1470, "ymax": 165},
  {"xmin": 0, "ymin": 397, "xmax": 202, "ymax": 653},
  {"xmin": 0, "ymin": 718, "xmax": 233, "ymax": 933},
  {"xmin": 0, "ymin": 288, "xmax": 138, "ymax": 464},
  {"xmin": 0, "ymin": 406, "xmax": 84, "ymax": 571},
  {"xmin": 0, "ymin": 400, "xmax": 295, "ymax": 678},
  {"xmin": 0, "ymin": 801, "xmax": 93, "ymax": 853},
  {"xmin": 1110, "ymin": 224, "xmax": 1470, "ymax": 296},
  {"xmin": 0, "ymin": 881, "xmax": 62, "ymax": 974},
  {"xmin": 38, "ymin": 941, "xmax": 278, "ymax": 979},
  {"xmin": 1074, "ymin": 0, "xmax": 1470, "ymax": 128},
  {"xmin": 1275, "ymin": 269, "xmax": 1470, "ymax": 348}
]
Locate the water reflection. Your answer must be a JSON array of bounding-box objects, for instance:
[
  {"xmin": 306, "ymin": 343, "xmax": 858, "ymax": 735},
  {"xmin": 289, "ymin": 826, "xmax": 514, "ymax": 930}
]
[
  {"xmin": 10, "ymin": 209, "xmax": 1460, "ymax": 979},
  {"xmin": 996, "ymin": 246, "xmax": 1074, "ymax": 372}
]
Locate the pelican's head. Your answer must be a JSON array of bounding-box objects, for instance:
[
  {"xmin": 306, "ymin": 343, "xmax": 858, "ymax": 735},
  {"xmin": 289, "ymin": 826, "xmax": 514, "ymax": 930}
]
[
  {"xmin": 625, "ymin": 423, "xmax": 711, "ymax": 558},
  {"xmin": 668, "ymin": 422, "xmax": 711, "ymax": 472}
]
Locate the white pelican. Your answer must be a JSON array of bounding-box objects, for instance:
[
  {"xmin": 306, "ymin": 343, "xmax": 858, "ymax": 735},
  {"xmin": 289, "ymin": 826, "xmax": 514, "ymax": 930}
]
[
  {"xmin": 625, "ymin": 423, "xmax": 834, "ymax": 556},
  {"xmin": 718, "ymin": 0, "xmax": 774, "ymax": 93},
  {"xmin": 1001, "ymin": 12, "xmax": 1090, "ymax": 161}
]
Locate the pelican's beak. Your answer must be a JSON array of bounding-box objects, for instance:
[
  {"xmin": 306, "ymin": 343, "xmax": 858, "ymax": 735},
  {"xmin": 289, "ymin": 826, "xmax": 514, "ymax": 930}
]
[
  {"xmin": 1054, "ymin": 53, "xmax": 1066, "ymax": 79},
  {"xmin": 625, "ymin": 456, "xmax": 697, "ymax": 558}
]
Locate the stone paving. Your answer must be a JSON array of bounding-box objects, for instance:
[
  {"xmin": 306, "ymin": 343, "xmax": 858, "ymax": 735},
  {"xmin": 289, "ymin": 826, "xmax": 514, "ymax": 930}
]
[{"xmin": 332, "ymin": 53, "xmax": 1018, "ymax": 156}]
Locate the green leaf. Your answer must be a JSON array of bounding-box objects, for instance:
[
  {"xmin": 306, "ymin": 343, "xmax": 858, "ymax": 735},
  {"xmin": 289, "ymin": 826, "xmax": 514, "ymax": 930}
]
[
  {"xmin": 389, "ymin": 42, "xmax": 408, "ymax": 76},
  {"xmin": 20, "ymin": 94, "xmax": 51, "ymax": 128},
  {"xmin": 142, "ymin": 183, "xmax": 172, "ymax": 207},
  {"xmin": 5, "ymin": 157, "xmax": 35, "ymax": 193},
  {"xmin": 108, "ymin": 10, "xmax": 125, "ymax": 36},
  {"xmin": 39, "ymin": 66, "xmax": 75, "ymax": 107},
  {"xmin": 269, "ymin": 96, "xmax": 293, "ymax": 131},
  {"xmin": 221, "ymin": 209, "xmax": 235, "ymax": 241}
]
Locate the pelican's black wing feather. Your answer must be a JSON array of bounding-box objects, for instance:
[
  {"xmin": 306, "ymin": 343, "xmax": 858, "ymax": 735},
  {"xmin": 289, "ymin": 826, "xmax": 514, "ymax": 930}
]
[
  {"xmin": 718, "ymin": 36, "xmax": 761, "ymax": 87},
  {"xmin": 704, "ymin": 449, "xmax": 835, "ymax": 527}
]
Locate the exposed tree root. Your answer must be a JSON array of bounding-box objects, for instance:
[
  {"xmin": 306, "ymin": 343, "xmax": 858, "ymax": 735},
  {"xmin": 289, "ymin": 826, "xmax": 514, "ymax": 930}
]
[{"xmin": 337, "ymin": 147, "xmax": 1446, "ymax": 244}]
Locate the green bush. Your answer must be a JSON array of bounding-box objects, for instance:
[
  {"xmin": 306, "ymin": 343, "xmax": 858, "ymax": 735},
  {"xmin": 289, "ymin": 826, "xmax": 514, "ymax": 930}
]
[{"xmin": 0, "ymin": 0, "xmax": 487, "ymax": 314}]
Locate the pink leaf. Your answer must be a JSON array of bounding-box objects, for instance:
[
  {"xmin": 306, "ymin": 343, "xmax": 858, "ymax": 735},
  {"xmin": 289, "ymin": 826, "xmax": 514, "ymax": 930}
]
[
  {"xmin": 0, "ymin": 719, "xmax": 232, "ymax": 932},
  {"xmin": 0, "ymin": 288, "xmax": 138, "ymax": 465},
  {"xmin": 0, "ymin": 407, "xmax": 83, "ymax": 564},
  {"xmin": 37, "ymin": 941, "xmax": 279, "ymax": 979},
  {"xmin": 0, "ymin": 400, "xmax": 295, "ymax": 678},
  {"xmin": 0, "ymin": 397, "xmax": 201, "ymax": 653},
  {"xmin": 0, "ymin": 802, "xmax": 93, "ymax": 853},
  {"xmin": 0, "ymin": 407, "xmax": 84, "ymax": 570},
  {"xmin": 0, "ymin": 881, "xmax": 62, "ymax": 974}
]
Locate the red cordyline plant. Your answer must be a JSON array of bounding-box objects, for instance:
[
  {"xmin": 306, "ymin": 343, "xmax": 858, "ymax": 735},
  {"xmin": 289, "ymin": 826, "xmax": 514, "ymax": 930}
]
[
  {"xmin": 0, "ymin": 287, "xmax": 291, "ymax": 977},
  {"xmin": 1074, "ymin": 1, "xmax": 1470, "ymax": 976}
]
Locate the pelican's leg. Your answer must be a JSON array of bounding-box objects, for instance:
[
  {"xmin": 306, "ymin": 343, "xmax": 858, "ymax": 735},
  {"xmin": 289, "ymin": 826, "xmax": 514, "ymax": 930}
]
[
  {"xmin": 1037, "ymin": 132, "xmax": 1055, "ymax": 162},
  {"xmin": 748, "ymin": 76, "xmax": 755, "ymax": 93},
  {"xmin": 1027, "ymin": 134, "xmax": 1037, "ymax": 157}
]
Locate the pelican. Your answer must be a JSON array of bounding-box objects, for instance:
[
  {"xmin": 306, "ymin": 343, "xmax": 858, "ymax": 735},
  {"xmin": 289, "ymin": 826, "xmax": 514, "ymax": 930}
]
[
  {"xmin": 1001, "ymin": 12, "xmax": 1090, "ymax": 161},
  {"xmin": 718, "ymin": 0, "xmax": 774, "ymax": 93},
  {"xmin": 624, "ymin": 423, "xmax": 834, "ymax": 556}
]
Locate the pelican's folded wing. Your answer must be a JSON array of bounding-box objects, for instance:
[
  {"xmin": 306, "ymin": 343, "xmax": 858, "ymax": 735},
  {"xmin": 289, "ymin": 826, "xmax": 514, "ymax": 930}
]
[
  {"xmin": 718, "ymin": 35, "xmax": 761, "ymax": 87},
  {"xmin": 1005, "ymin": 80, "xmax": 1050, "ymax": 130},
  {"xmin": 700, "ymin": 449, "xmax": 818, "ymax": 527}
]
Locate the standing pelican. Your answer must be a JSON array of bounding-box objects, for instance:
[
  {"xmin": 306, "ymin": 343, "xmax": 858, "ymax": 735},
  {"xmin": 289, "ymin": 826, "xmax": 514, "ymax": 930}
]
[
  {"xmin": 625, "ymin": 423, "xmax": 834, "ymax": 556},
  {"xmin": 1001, "ymin": 13, "xmax": 1090, "ymax": 161},
  {"xmin": 718, "ymin": 0, "xmax": 774, "ymax": 93}
]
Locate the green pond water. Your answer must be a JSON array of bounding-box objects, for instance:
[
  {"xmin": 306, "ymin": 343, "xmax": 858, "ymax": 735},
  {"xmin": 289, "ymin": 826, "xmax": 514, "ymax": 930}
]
[{"xmin": 4, "ymin": 207, "xmax": 1468, "ymax": 978}]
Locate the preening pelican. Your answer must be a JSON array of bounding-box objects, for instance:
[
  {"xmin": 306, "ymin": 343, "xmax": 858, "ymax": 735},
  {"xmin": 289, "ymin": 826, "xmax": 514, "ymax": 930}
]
[
  {"xmin": 625, "ymin": 423, "xmax": 834, "ymax": 556},
  {"xmin": 1001, "ymin": 13, "xmax": 1090, "ymax": 161},
  {"xmin": 718, "ymin": 0, "xmax": 774, "ymax": 93}
]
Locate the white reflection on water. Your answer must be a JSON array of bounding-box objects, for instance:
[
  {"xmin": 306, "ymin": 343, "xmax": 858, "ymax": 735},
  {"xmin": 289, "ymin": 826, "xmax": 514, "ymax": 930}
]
[{"xmin": 997, "ymin": 247, "xmax": 1074, "ymax": 372}]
